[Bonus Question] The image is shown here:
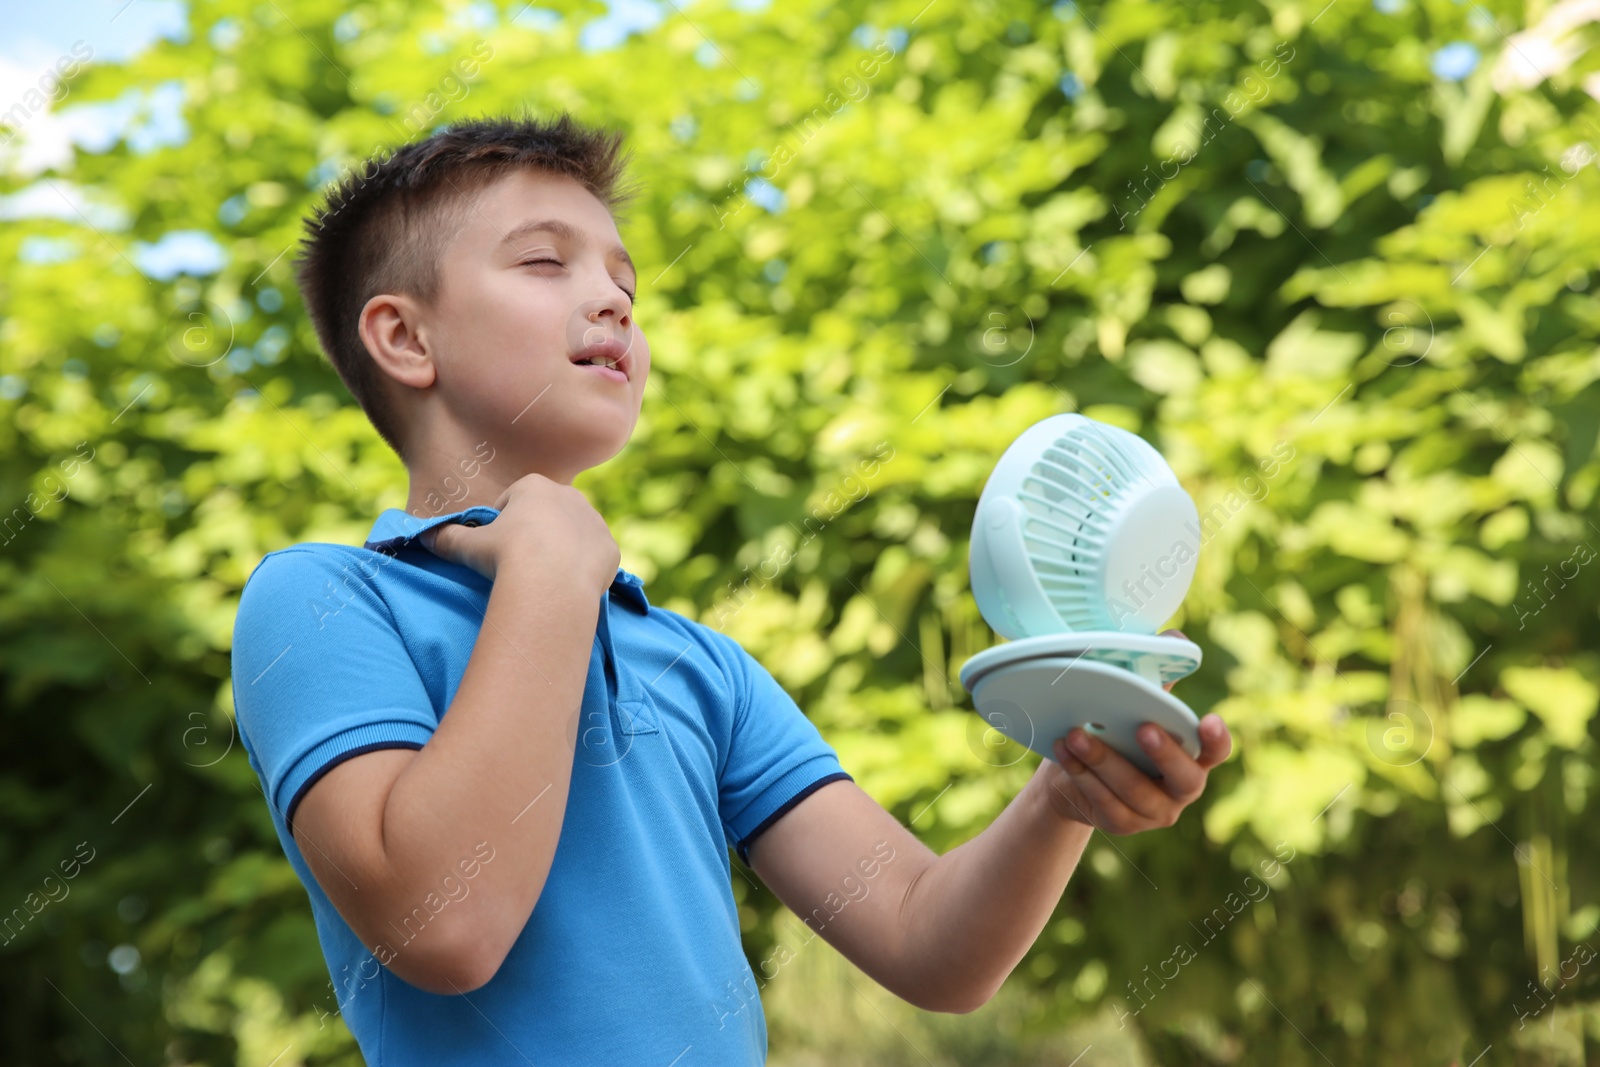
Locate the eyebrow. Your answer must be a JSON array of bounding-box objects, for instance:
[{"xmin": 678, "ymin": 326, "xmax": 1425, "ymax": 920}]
[{"xmin": 500, "ymin": 217, "xmax": 635, "ymax": 275}]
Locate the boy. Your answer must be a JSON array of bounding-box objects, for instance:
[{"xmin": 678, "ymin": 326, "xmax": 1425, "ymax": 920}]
[{"xmin": 230, "ymin": 112, "xmax": 1233, "ymax": 1064}]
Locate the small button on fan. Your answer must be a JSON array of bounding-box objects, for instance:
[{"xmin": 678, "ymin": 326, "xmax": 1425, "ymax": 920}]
[{"xmin": 960, "ymin": 414, "xmax": 1206, "ymax": 778}]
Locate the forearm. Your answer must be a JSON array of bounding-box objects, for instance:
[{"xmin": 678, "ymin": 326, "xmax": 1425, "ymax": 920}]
[
  {"xmin": 897, "ymin": 762, "xmax": 1093, "ymax": 1012},
  {"xmin": 377, "ymin": 558, "xmax": 597, "ymax": 979}
]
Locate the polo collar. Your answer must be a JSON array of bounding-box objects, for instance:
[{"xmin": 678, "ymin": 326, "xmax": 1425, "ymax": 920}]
[{"xmin": 363, "ymin": 506, "xmax": 650, "ymax": 614}]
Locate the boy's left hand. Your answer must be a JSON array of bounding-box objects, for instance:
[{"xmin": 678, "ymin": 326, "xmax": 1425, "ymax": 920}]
[{"xmin": 1041, "ymin": 629, "xmax": 1233, "ymax": 835}]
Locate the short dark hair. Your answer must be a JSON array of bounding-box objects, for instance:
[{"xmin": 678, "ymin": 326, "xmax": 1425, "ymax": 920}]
[{"xmin": 293, "ymin": 112, "xmax": 637, "ymax": 461}]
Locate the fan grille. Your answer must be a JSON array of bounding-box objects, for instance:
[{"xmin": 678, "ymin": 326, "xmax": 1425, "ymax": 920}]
[{"xmin": 1016, "ymin": 426, "xmax": 1163, "ymax": 630}]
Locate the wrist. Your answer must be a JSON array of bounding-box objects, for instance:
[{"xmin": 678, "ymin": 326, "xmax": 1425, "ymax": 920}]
[
  {"xmin": 1027, "ymin": 760, "xmax": 1097, "ymax": 841},
  {"xmin": 493, "ymin": 553, "xmax": 600, "ymax": 604}
]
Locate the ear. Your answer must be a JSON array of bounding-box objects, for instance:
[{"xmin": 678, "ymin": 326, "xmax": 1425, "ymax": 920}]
[{"xmin": 358, "ymin": 293, "xmax": 436, "ymax": 390}]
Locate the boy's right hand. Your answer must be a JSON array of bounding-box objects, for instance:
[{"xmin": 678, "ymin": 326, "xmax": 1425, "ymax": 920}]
[{"xmin": 419, "ymin": 472, "xmax": 620, "ymax": 592}]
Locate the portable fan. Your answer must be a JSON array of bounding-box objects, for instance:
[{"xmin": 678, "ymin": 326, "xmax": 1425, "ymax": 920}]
[{"xmin": 959, "ymin": 414, "xmax": 1205, "ymax": 778}]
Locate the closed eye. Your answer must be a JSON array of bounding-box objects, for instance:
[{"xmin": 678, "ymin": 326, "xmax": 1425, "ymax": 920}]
[{"xmin": 519, "ymin": 257, "xmax": 635, "ymax": 303}]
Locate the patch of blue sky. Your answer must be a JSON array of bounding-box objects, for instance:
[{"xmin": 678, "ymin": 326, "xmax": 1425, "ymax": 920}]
[
  {"xmin": 52, "ymin": 80, "xmax": 188, "ymax": 157},
  {"xmin": 131, "ymin": 230, "xmax": 228, "ymax": 280},
  {"xmin": 19, "ymin": 235, "xmax": 79, "ymax": 264},
  {"xmin": 0, "ymin": 2, "xmax": 186, "ymax": 66},
  {"xmin": 305, "ymin": 159, "xmax": 344, "ymax": 190},
  {"xmin": 452, "ymin": 3, "xmax": 499, "ymax": 31},
  {"xmin": 209, "ymin": 17, "xmax": 245, "ymax": 51},
  {"xmin": 255, "ymin": 324, "xmax": 290, "ymax": 361},
  {"xmin": 334, "ymin": 13, "xmax": 362, "ymax": 43},
  {"xmin": 850, "ymin": 24, "xmax": 908, "ymax": 52},
  {"xmin": 579, "ymin": 0, "xmax": 663, "ymax": 51},
  {"xmin": 1430, "ymin": 41, "xmax": 1479, "ymax": 81},
  {"xmin": 0, "ymin": 181, "xmax": 129, "ymax": 230},
  {"xmin": 511, "ymin": 8, "xmax": 563, "ymax": 31},
  {"xmin": 745, "ymin": 177, "xmax": 785, "ymax": 214},
  {"xmin": 218, "ymin": 193, "xmax": 249, "ymax": 227}
]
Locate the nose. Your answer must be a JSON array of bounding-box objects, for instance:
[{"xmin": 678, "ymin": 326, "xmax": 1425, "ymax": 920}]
[
  {"xmin": 584, "ymin": 306, "xmax": 627, "ymax": 350},
  {"xmin": 570, "ymin": 293, "xmax": 633, "ymax": 355},
  {"xmin": 586, "ymin": 284, "xmax": 631, "ymax": 333}
]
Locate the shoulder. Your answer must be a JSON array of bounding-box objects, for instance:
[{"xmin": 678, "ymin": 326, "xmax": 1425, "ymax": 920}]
[
  {"xmin": 642, "ymin": 605, "xmax": 743, "ymax": 675},
  {"xmin": 239, "ymin": 541, "xmax": 403, "ymax": 594},
  {"xmin": 234, "ymin": 542, "xmax": 406, "ymax": 638},
  {"xmin": 638, "ymin": 606, "xmax": 786, "ymax": 713}
]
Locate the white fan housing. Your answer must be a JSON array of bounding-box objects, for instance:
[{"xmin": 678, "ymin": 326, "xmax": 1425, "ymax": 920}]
[{"xmin": 970, "ymin": 413, "xmax": 1201, "ymax": 640}]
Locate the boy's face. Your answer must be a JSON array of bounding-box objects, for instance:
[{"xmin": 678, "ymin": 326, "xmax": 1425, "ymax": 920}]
[{"xmin": 418, "ymin": 168, "xmax": 648, "ymax": 482}]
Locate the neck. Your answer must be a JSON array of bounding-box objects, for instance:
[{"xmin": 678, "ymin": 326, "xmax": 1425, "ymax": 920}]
[{"xmin": 401, "ymin": 435, "xmax": 574, "ymax": 519}]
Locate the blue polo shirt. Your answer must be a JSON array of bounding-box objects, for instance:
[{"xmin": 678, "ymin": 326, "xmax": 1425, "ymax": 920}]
[{"xmin": 230, "ymin": 505, "xmax": 853, "ymax": 1065}]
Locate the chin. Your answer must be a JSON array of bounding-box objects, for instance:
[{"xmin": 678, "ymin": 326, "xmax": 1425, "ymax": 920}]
[{"xmin": 534, "ymin": 422, "xmax": 637, "ymax": 477}]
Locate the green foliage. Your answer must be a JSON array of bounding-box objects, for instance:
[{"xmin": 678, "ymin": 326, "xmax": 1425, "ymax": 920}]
[{"xmin": 2, "ymin": 0, "xmax": 1599, "ymax": 1063}]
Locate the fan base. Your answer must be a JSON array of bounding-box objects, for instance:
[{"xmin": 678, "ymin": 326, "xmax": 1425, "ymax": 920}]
[
  {"xmin": 960, "ymin": 631, "xmax": 1202, "ymax": 690},
  {"xmin": 960, "ymin": 640, "xmax": 1202, "ymax": 779}
]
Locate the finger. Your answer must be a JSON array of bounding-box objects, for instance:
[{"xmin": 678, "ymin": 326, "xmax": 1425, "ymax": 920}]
[
  {"xmin": 1057, "ymin": 732, "xmax": 1173, "ymax": 825},
  {"xmin": 1195, "ymin": 713, "xmax": 1233, "ymax": 769},
  {"xmin": 1053, "ymin": 740, "xmax": 1158, "ymax": 833},
  {"xmin": 1046, "ymin": 751, "xmax": 1106, "ymax": 827},
  {"xmin": 1132, "ymin": 722, "xmax": 1207, "ymax": 802},
  {"xmin": 421, "ymin": 523, "xmax": 457, "ymax": 559}
]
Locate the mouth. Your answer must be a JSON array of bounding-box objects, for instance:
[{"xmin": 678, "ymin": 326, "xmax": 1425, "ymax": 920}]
[{"xmin": 570, "ymin": 337, "xmax": 632, "ymax": 382}]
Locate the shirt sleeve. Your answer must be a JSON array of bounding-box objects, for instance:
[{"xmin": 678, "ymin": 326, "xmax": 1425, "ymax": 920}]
[
  {"xmin": 702, "ymin": 627, "xmax": 853, "ymax": 866},
  {"xmin": 231, "ymin": 546, "xmax": 438, "ymax": 835}
]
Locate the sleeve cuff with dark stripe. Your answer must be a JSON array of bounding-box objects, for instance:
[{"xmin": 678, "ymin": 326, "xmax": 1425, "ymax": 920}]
[
  {"xmin": 735, "ymin": 771, "xmax": 854, "ymax": 866},
  {"xmin": 283, "ymin": 731, "xmax": 430, "ymax": 834}
]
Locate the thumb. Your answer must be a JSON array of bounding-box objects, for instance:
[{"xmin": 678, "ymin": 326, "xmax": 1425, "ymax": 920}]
[{"xmin": 419, "ymin": 525, "xmax": 445, "ymax": 557}]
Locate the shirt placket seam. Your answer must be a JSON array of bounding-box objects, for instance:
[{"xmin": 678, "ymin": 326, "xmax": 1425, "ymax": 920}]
[{"xmin": 596, "ymin": 591, "xmax": 627, "ymax": 741}]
